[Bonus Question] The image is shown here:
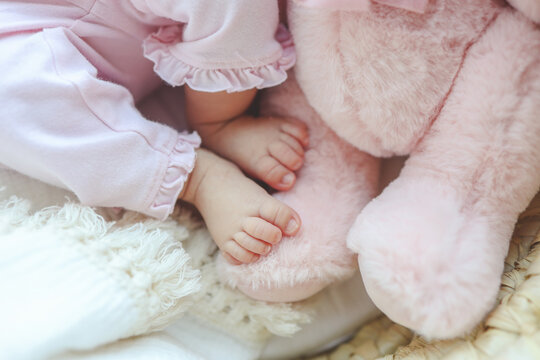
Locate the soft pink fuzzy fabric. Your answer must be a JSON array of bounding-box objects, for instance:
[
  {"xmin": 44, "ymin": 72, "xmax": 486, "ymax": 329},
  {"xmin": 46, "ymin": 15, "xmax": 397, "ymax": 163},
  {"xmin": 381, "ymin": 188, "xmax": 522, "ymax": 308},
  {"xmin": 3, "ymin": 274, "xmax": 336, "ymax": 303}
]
[
  {"xmin": 357, "ymin": 9, "xmax": 540, "ymax": 337},
  {"xmin": 291, "ymin": 0, "xmax": 501, "ymax": 157},
  {"xmin": 222, "ymin": 0, "xmax": 540, "ymax": 339}
]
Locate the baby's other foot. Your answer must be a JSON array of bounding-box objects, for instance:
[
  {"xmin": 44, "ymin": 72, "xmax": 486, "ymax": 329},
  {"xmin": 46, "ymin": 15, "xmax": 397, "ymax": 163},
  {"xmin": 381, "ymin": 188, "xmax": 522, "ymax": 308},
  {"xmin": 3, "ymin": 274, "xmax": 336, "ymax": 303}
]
[
  {"xmin": 203, "ymin": 116, "xmax": 309, "ymax": 191},
  {"xmin": 180, "ymin": 149, "xmax": 301, "ymax": 264}
]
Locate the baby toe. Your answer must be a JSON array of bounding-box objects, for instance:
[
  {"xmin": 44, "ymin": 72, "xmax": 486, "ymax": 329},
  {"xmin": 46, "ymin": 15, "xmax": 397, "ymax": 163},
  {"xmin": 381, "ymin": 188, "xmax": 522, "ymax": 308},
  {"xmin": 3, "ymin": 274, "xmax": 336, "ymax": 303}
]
[
  {"xmin": 222, "ymin": 252, "xmax": 242, "ymax": 265},
  {"xmin": 279, "ymin": 133, "xmax": 305, "ymax": 157},
  {"xmin": 259, "ymin": 199, "xmax": 301, "ymax": 237},
  {"xmin": 281, "ymin": 121, "xmax": 309, "ymax": 147},
  {"xmin": 255, "ymin": 156, "xmax": 296, "ymax": 190},
  {"xmin": 233, "ymin": 232, "xmax": 272, "ymax": 255},
  {"xmin": 242, "ymin": 217, "xmax": 282, "ymax": 245},
  {"xmin": 223, "ymin": 240, "xmax": 259, "ymax": 264},
  {"xmin": 269, "ymin": 141, "xmax": 303, "ymax": 171}
]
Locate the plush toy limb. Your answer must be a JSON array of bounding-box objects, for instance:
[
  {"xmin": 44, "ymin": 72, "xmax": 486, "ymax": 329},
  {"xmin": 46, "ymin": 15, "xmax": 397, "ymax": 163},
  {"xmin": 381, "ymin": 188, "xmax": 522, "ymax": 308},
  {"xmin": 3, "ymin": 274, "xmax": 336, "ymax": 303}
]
[
  {"xmin": 217, "ymin": 75, "xmax": 380, "ymax": 302},
  {"xmin": 347, "ymin": 10, "xmax": 540, "ymax": 338}
]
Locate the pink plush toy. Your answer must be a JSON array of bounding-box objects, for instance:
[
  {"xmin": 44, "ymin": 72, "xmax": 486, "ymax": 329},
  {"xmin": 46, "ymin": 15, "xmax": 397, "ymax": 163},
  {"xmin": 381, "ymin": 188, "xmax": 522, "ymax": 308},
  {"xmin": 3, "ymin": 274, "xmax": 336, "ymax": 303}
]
[{"xmin": 219, "ymin": 0, "xmax": 540, "ymax": 338}]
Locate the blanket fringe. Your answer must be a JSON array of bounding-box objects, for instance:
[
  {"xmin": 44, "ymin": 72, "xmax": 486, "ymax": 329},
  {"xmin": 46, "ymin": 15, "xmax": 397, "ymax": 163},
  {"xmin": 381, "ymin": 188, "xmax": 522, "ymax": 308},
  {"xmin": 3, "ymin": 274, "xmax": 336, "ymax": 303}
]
[{"xmin": 0, "ymin": 195, "xmax": 201, "ymax": 335}]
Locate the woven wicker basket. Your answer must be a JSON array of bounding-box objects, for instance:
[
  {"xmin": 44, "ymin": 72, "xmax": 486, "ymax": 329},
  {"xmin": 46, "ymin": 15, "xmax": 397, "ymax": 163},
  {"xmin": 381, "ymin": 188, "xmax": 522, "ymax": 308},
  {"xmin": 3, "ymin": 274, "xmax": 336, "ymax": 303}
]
[{"xmin": 306, "ymin": 192, "xmax": 540, "ymax": 360}]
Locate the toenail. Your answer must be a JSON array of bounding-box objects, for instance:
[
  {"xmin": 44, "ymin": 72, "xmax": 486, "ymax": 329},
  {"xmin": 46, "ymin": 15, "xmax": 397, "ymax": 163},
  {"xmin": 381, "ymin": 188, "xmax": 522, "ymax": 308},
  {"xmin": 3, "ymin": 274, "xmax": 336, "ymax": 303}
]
[
  {"xmin": 281, "ymin": 173, "xmax": 295, "ymax": 185},
  {"xmin": 263, "ymin": 245, "xmax": 272, "ymax": 254},
  {"xmin": 286, "ymin": 219, "xmax": 299, "ymax": 233}
]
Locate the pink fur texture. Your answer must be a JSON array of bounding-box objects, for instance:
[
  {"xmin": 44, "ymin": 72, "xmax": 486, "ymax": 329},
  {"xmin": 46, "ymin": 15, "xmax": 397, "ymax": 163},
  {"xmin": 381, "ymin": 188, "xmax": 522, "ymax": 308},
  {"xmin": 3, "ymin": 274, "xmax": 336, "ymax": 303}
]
[{"xmin": 221, "ymin": 0, "xmax": 540, "ymax": 339}]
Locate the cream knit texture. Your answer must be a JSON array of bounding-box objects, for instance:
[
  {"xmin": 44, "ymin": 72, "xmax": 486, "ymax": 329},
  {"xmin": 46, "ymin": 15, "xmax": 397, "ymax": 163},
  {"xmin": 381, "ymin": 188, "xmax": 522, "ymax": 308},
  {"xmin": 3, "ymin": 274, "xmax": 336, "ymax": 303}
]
[{"xmin": 0, "ymin": 169, "xmax": 310, "ymax": 360}]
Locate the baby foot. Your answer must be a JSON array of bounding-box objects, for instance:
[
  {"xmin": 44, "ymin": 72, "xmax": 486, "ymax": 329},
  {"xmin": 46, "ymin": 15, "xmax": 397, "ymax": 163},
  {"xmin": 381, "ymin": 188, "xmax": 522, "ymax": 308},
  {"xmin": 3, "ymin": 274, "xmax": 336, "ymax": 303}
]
[
  {"xmin": 201, "ymin": 116, "xmax": 309, "ymax": 191},
  {"xmin": 180, "ymin": 149, "xmax": 301, "ymax": 264}
]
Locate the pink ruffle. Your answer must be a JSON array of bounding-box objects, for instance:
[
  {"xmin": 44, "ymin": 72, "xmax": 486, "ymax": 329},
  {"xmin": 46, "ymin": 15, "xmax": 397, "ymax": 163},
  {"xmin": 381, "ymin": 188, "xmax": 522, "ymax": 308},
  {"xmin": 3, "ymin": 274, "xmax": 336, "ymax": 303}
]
[
  {"xmin": 143, "ymin": 25, "xmax": 296, "ymax": 93},
  {"xmin": 149, "ymin": 131, "xmax": 201, "ymax": 220}
]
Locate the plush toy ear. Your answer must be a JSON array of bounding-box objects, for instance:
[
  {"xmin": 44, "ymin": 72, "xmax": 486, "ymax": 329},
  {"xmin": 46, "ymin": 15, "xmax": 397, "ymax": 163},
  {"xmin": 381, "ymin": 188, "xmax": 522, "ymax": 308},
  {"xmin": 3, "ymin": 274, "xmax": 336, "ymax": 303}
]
[
  {"xmin": 506, "ymin": 0, "xmax": 540, "ymax": 23},
  {"xmin": 295, "ymin": 0, "xmax": 428, "ymax": 13}
]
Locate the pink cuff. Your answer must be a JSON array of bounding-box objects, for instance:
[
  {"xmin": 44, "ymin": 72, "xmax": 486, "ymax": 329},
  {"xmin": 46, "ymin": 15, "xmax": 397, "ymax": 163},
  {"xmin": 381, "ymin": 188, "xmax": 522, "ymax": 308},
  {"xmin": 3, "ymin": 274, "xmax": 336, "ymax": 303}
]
[
  {"xmin": 143, "ymin": 25, "xmax": 295, "ymax": 93},
  {"xmin": 149, "ymin": 131, "xmax": 201, "ymax": 220}
]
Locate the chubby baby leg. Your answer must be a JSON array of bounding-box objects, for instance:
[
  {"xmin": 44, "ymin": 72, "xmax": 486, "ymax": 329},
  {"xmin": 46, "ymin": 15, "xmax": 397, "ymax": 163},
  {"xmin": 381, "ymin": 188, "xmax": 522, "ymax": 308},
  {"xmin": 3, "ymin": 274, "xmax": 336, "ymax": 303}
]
[
  {"xmin": 180, "ymin": 149, "xmax": 301, "ymax": 264},
  {"xmin": 184, "ymin": 87, "xmax": 309, "ymax": 191}
]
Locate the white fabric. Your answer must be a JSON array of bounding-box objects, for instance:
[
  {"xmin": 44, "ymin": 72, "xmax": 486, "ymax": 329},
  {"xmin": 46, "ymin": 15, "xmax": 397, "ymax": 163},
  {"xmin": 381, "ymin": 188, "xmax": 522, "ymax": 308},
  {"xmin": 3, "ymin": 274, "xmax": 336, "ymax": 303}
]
[
  {"xmin": 260, "ymin": 274, "xmax": 380, "ymax": 360},
  {"xmin": 55, "ymin": 333, "xmax": 205, "ymax": 360},
  {"xmin": 0, "ymin": 170, "xmax": 202, "ymax": 359},
  {"xmin": 0, "ymin": 166, "xmax": 381, "ymax": 360},
  {"xmin": 0, "ymin": 224, "xmax": 141, "ymax": 359},
  {"xmin": 0, "ymin": 85, "xmax": 380, "ymax": 359},
  {"xmin": 0, "ymin": 167, "xmax": 300, "ymax": 359}
]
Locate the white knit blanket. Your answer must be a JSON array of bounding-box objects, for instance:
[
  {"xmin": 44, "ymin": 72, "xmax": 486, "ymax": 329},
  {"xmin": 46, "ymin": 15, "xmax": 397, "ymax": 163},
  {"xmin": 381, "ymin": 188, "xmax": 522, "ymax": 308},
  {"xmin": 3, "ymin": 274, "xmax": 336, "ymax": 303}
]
[
  {"xmin": 0, "ymin": 169, "xmax": 312, "ymax": 360},
  {"xmin": 0, "ymin": 84, "xmax": 381, "ymax": 359}
]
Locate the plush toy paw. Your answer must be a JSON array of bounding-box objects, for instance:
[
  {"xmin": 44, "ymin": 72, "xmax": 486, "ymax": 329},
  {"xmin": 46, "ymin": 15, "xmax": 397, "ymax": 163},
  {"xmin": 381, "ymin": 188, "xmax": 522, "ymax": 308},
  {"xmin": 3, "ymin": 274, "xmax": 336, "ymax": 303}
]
[{"xmin": 347, "ymin": 178, "xmax": 509, "ymax": 338}]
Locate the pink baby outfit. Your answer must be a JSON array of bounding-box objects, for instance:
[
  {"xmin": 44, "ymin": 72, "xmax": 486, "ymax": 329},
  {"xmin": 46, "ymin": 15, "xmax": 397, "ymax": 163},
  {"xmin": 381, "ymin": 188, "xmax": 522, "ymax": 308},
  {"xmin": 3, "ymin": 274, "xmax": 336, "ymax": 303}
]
[{"xmin": 0, "ymin": 0, "xmax": 294, "ymax": 219}]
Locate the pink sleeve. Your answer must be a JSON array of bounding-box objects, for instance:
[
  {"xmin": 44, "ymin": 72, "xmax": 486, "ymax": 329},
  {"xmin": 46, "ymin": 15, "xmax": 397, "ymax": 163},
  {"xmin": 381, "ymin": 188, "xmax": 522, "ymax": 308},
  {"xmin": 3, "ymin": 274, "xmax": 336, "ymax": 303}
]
[
  {"xmin": 132, "ymin": 0, "xmax": 295, "ymax": 93},
  {"xmin": 0, "ymin": 28, "xmax": 200, "ymax": 221}
]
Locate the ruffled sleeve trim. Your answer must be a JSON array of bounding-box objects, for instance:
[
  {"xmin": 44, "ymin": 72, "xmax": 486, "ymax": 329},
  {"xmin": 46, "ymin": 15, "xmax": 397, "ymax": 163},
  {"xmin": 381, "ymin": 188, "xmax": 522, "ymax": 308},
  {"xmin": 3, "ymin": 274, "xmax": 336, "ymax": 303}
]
[
  {"xmin": 149, "ymin": 131, "xmax": 201, "ymax": 221},
  {"xmin": 143, "ymin": 25, "xmax": 296, "ymax": 93}
]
